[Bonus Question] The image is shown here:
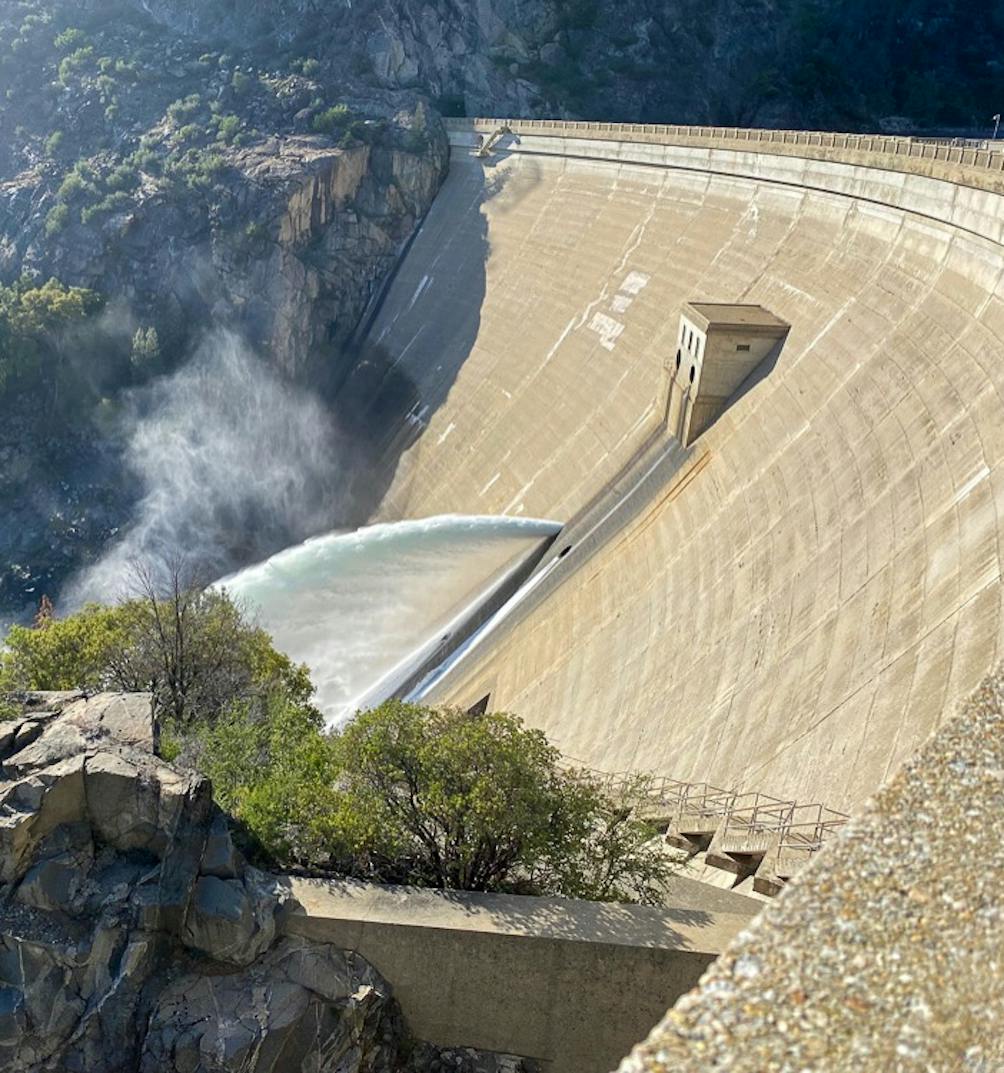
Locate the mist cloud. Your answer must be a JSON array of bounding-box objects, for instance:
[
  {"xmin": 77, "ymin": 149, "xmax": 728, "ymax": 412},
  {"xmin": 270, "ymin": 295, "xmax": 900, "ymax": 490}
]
[{"xmin": 68, "ymin": 330, "xmax": 345, "ymax": 605}]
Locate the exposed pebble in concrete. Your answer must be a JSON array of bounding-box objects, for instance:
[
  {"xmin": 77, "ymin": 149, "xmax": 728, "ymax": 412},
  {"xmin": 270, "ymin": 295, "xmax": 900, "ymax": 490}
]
[{"xmin": 618, "ymin": 669, "xmax": 1004, "ymax": 1073}]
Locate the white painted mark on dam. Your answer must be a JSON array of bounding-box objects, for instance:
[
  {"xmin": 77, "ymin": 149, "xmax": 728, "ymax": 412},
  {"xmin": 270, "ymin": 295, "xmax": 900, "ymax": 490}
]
[
  {"xmin": 436, "ymin": 421, "xmax": 456, "ymax": 446},
  {"xmin": 408, "ymin": 274, "xmax": 432, "ymax": 311},
  {"xmin": 610, "ymin": 271, "xmax": 649, "ymax": 316},
  {"xmin": 621, "ymin": 271, "xmax": 650, "ymax": 295},
  {"xmin": 480, "ymin": 473, "xmax": 501, "ymax": 496},
  {"xmin": 589, "ymin": 312, "xmax": 625, "ymax": 351}
]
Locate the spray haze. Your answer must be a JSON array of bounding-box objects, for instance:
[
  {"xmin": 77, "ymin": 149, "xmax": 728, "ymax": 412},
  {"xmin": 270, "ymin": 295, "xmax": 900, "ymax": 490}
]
[{"xmin": 70, "ymin": 330, "xmax": 345, "ymax": 605}]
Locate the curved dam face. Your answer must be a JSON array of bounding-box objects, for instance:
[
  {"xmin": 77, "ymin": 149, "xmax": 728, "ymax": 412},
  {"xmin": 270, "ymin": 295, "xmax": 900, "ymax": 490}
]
[{"xmin": 362, "ymin": 121, "xmax": 1004, "ymax": 814}]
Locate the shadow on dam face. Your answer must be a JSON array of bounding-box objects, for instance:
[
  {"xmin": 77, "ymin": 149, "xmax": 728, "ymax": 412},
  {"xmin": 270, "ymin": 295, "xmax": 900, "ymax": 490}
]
[{"xmin": 323, "ymin": 154, "xmax": 543, "ymax": 523}]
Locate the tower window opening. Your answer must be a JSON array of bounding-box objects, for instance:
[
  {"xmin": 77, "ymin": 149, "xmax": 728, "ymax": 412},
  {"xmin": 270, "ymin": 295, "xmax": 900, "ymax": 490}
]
[
  {"xmin": 689, "ymin": 364, "xmax": 696, "ymax": 384},
  {"xmin": 675, "ymin": 349, "xmax": 682, "ymax": 371},
  {"xmin": 737, "ymin": 343, "xmax": 751, "ymax": 352}
]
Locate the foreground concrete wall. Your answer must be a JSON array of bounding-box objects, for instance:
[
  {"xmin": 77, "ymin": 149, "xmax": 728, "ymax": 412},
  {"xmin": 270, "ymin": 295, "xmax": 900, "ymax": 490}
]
[
  {"xmin": 279, "ymin": 879, "xmax": 755, "ymax": 1073},
  {"xmin": 365, "ymin": 120, "xmax": 1004, "ymax": 814}
]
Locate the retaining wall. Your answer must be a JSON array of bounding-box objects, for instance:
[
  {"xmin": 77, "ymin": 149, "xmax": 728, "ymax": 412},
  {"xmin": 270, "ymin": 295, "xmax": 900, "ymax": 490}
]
[{"xmin": 279, "ymin": 878, "xmax": 755, "ymax": 1073}]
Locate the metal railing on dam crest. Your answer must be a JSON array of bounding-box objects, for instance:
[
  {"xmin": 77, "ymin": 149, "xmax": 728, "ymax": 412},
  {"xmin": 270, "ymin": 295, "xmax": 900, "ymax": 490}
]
[{"xmin": 445, "ymin": 116, "xmax": 1004, "ymax": 193}]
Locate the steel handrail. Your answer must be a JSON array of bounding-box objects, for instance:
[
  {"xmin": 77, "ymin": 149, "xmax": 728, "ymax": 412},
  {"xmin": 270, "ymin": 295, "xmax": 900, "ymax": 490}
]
[{"xmin": 559, "ymin": 757, "xmax": 848, "ymax": 864}]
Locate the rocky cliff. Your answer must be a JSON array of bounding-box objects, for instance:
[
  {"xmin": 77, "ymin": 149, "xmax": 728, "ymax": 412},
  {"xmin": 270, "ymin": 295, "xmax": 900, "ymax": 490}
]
[
  {"xmin": 0, "ymin": 1, "xmax": 449, "ymax": 378},
  {"xmin": 80, "ymin": 0, "xmax": 1004, "ymax": 132},
  {"xmin": 0, "ymin": 691, "xmax": 405, "ymax": 1071}
]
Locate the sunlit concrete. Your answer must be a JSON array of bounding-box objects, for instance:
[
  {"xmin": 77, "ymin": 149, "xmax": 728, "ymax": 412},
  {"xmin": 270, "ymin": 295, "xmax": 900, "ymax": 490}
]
[{"xmin": 366, "ymin": 122, "xmax": 1004, "ymax": 814}]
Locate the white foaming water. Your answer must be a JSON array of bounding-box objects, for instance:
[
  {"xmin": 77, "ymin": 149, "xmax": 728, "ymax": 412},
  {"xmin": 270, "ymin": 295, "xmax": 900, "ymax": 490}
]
[{"xmin": 217, "ymin": 515, "xmax": 559, "ymax": 725}]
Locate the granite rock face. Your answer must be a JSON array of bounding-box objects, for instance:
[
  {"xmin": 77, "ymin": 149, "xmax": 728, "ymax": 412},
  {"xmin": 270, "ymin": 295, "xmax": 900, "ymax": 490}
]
[
  {"xmin": 0, "ymin": 692, "xmax": 403, "ymax": 1073},
  {"xmin": 1, "ymin": 111, "xmax": 448, "ymax": 383},
  {"xmin": 142, "ymin": 937, "xmax": 401, "ymax": 1073}
]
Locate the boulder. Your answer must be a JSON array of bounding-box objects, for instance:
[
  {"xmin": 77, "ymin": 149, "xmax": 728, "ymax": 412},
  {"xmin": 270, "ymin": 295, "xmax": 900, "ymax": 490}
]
[
  {"xmin": 181, "ymin": 872, "xmax": 278, "ymax": 967},
  {"xmin": 141, "ymin": 937, "xmax": 400, "ymax": 1073}
]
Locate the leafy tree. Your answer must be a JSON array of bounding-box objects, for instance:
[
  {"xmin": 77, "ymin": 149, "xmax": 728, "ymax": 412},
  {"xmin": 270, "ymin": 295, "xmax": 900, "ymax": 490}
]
[
  {"xmin": 194, "ymin": 700, "xmax": 672, "ymax": 903},
  {"xmin": 330, "ymin": 702, "xmax": 673, "ymax": 901},
  {"xmin": 0, "ymin": 602, "xmax": 132, "ymax": 693},
  {"xmin": 0, "ymin": 276, "xmax": 103, "ymax": 398},
  {"xmin": 1, "ymin": 570, "xmax": 314, "ymax": 727}
]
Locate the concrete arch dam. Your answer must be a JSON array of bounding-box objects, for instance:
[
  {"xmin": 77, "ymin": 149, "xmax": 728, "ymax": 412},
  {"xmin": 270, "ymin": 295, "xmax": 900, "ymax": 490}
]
[{"xmin": 358, "ymin": 118, "xmax": 1004, "ymax": 816}]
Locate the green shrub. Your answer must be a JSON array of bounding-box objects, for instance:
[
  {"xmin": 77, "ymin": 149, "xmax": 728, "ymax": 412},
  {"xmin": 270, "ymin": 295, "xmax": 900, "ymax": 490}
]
[
  {"xmin": 216, "ymin": 114, "xmax": 241, "ymax": 143},
  {"xmin": 129, "ymin": 147, "xmax": 159, "ymax": 172},
  {"xmin": 57, "ymin": 45, "xmax": 94, "ymax": 86},
  {"xmin": 166, "ymin": 94, "xmax": 201, "ymax": 124},
  {"xmin": 113, "ymin": 58, "xmax": 139, "ymax": 81},
  {"xmin": 53, "ymin": 27, "xmax": 86, "ymax": 52},
  {"xmin": 231, "ymin": 70, "xmax": 252, "ymax": 96},
  {"xmin": 57, "ymin": 167, "xmax": 92, "ymax": 201},
  {"xmin": 80, "ymin": 190, "xmax": 131, "ymax": 225},
  {"xmin": 301, "ymin": 57, "xmax": 321, "ymax": 76},
  {"xmin": 194, "ymin": 697, "xmax": 335, "ymax": 863},
  {"xmin": 106, "ymin": 164, "xmax": 139, "ymax": 191},
  {"xmin": 1, "ymin": 603, "xmax": 130, "ymax": 692},
  {"xmin": 44, "ymin": 130, "xmax": 63, "ymax": 157},
  {"xmin": 312, "ymin": 103, "xmax": 351, "ymax": 134},
  {"xmin": 44, "ymin": 202, "xmax": 70, "ymax": 236}
]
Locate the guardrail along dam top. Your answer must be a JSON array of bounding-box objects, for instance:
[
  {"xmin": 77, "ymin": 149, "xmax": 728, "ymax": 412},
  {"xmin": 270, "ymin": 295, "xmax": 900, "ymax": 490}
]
[{"xmin": 366, "ymin": 118, "xmax": 1004, "ymax": 814}]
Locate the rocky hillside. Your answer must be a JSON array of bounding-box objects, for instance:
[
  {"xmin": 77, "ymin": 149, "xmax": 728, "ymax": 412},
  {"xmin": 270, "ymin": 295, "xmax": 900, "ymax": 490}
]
[
  {"xmin": 81, "ymin": 0, "xmax": 1004, "ymax": 132},
  {"xmin": 0, "ymin": 2, "xmax": 449, "ymax": 615},
  {"xmin": 0, "ymin": 2, "xmax": 449, "ymax": 378},
  {"xmin": 0, "ymin": 691, "xmax": 533, "ymax": 1072}
]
